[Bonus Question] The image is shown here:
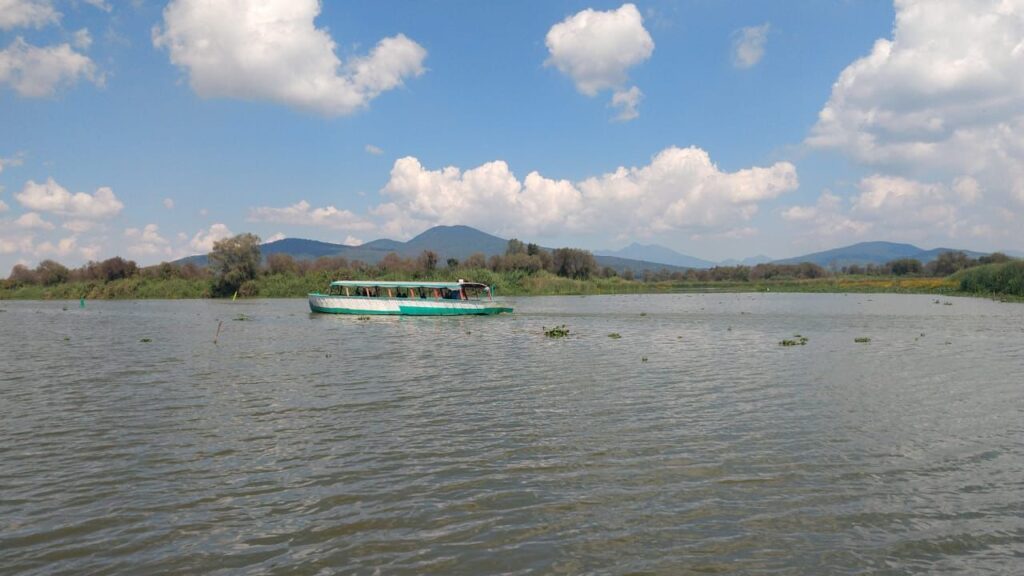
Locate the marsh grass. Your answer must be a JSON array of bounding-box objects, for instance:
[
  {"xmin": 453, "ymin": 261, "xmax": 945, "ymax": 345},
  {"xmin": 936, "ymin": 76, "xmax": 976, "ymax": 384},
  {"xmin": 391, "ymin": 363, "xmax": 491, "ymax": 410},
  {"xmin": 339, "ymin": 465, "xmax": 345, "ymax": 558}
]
[{"xmin": 544, "ymin": 325, "xmax": 570, "ymax": 338}]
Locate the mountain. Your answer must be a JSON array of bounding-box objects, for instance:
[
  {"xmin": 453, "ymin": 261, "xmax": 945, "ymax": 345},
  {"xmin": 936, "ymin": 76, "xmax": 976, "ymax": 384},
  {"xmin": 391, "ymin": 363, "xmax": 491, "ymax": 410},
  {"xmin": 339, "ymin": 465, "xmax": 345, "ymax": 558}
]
[
  {"xmin": 596, "ymin": 243, "xmax": 716, "ymax": 269},
  {"xmin": 718, "ymin": 255, "xmax": 773, "ymax": 266},
  {"xmin": 773, "ymin": 241, "xmax": 990, "ymax": 267},
  {"xmin": 175, "ymin": 225, "xmax": 690, "ymax": 273}
]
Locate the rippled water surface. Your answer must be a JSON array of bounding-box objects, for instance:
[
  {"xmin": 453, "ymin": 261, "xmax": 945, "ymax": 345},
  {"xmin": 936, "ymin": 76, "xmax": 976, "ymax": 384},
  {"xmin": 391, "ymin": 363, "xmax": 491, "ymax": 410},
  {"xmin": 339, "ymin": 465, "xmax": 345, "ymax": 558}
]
[{"xmin": 2, "ymin": 293, "xmax": 1023, "ymax": 574}]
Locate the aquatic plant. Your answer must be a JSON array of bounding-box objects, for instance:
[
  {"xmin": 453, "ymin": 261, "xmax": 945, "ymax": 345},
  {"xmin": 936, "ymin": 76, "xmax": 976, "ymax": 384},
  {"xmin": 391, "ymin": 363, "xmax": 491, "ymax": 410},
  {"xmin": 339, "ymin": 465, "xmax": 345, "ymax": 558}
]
[
  {"xmin": 233, "ymin": 314, "xmax": 250, "ymax": 321},
  {"xmin": 608, "ymin": 332, "xmax": 622, "ymax": 339},
  {"xmin": 544, "ymin": 325, "xmax": 570, "ymax": 338},
  {"xmin": 140, "ymin": 338, "xmax": 152, "ymax": 343},
  {"xmin": 779, "ymin": 335, "xmax": 809, "ymax": 346},
  {"xmin": 854, "ymin": 337, "xmax": 871, "ymax": 343}
]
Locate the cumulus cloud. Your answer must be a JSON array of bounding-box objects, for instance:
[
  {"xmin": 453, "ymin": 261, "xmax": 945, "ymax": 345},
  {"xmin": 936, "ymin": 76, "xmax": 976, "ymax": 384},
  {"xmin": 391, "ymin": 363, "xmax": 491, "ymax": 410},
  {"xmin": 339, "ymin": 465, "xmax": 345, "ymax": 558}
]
[
  {"xmin": 0, "ymin": 0, "xmax": 60, "ymax": 30},
  {"xmin": 343, "ymin": 235, "xmax": 363, "ymax": 246},
  {"xmin": 153, "ymin": 0, "xmax": 427, "ymax": 116},
  {"xmin": 125, "ymin": 224, "xmax": 172, "ymax": 256},
  {"xmin": 0, "ymin": 199, "xmax": 8, "ymax": 213},
  {"xmin": 263, "ymin": 232, "xmax": 286, "ymax": 243},
  {"xmin": 0, "ymin": 153, "xmax": 24, "ymax": 174},
  {"xmin": 611, "ymin": 86, "xmax": 642, "ymax": 121},
  {"xmin": 14, "ymin": 211, "xmax": 53, "ymax": 229},
  {"xmin": 808, "ymin": 0, "xmax": 1024, "ymax": 204},
  {"xmin": 781, "ymin": 174, "xmax": 996, "ymax": 245},
  {"xmin": 782, "ymin": 190, "xmax": 872, "ymax": 239},
  {"xmin": 189, "ymin": 223, "xmax": 232, "ymax": 252},
  {"xmin": 162, "ymin": 197, "xmax": 174, "ymax": 209},
  {"xmin": 377, "ymin": 147, "xmax": 798, "ymax": 239},
  {"xmin": 0, "ymin": 38, "xmax": 101, "ymax": 97},
  {"xmin": 365, "ymin": 144, "xmax": 384, "ymax": 155},
  {"xmin": 15, "ymin": 177, "xmax": 123, "ymax": 219},
  {"xmin": 248, "ymin": 200, "xmax": 375, "ymax": 230},
  {"xmin": 545, "ymin": 3, "xmax": 654, "ymax": 120},
  {"xmin": 732, "ymin": 23, "xmax": 770, "ymax": 69}
]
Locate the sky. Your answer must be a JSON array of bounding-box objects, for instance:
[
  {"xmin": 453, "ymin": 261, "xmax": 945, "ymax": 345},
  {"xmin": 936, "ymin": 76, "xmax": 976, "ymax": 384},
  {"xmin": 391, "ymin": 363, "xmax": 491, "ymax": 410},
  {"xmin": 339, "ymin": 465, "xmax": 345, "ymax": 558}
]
[{"xmin": 3, "ymin": 0, "xmax": 1024, "ymax": 272}]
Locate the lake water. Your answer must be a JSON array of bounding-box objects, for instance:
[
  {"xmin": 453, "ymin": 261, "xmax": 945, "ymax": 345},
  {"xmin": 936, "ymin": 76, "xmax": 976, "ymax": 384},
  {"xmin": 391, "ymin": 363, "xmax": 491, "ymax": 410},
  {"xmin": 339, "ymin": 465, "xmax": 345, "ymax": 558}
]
[{"xmin": 1, "ymin": 293, "xmax": 1023, "ymax": 574}]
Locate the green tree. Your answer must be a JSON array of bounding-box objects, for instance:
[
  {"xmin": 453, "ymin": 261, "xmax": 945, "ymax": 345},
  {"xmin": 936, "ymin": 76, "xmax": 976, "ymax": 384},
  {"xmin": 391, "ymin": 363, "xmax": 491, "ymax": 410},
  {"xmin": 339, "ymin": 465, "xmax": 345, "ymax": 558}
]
[
  {"xmin": 208, "ymin": 233, "xmax": 261, "ymax": 297},
  {"xmin": 35, "ymin": 259, "xmax": 69, "ymax": 286},
  {"xmin": 418, "ymin": 250, "xmax": 438, "ymax": 272},
  {"xmin": 928, "ymin": 251, "xmax": 973, "ymax": 276},
  {"xmin": 886, "ymin": 258, "xmax": 922, "ymax": 276},
  {"xmin": 506, "ymin": 238, "xmax": 526, "ymax": 256},
  {"xmin": 551, "ymin": 247, "xmax": 597, "ymax": 279}
]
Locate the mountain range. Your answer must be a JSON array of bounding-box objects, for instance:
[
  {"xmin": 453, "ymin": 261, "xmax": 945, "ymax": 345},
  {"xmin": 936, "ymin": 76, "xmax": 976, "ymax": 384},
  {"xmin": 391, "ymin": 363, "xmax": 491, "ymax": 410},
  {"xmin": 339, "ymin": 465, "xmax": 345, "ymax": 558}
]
[
  {"xmin": 178, "ymin": 225, "xmax": 691, "ymax": 274},
  {"xmin": 177, "ymin": 225, "xmax": 1005, "ymax": 271}
]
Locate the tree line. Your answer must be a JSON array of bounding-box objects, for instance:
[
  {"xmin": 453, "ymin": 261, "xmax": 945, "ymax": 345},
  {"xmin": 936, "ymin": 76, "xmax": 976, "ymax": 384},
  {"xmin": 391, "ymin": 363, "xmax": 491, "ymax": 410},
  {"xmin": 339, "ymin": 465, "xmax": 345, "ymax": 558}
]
[{"xmin": 3, "ymin": 232, "xmax": 1018, "ymax": 297}]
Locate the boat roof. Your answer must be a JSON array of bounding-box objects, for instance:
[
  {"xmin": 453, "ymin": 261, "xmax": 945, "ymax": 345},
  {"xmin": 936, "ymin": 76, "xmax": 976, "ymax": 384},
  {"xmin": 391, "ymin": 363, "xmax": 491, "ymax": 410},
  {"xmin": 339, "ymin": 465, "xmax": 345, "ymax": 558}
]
[{"xmin": 329, "ymin": 280, "xmax": 489, "ymax": 289}]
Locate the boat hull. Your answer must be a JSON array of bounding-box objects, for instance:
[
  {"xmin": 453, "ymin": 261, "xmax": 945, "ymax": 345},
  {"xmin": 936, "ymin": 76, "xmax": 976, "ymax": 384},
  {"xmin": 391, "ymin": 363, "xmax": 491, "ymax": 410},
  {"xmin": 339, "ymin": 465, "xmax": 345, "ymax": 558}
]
[{"xmin": 308, "ymin": 294, "xmax": 512, "ymax": 316}]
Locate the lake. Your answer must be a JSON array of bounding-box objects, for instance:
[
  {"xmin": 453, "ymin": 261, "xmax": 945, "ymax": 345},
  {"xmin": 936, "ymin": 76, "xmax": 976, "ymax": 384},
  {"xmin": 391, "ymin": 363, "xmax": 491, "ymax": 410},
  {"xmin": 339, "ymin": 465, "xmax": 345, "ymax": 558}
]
[{"xmin": 1, "ymin": 293, "xmax": 1022, "ymax": 574}]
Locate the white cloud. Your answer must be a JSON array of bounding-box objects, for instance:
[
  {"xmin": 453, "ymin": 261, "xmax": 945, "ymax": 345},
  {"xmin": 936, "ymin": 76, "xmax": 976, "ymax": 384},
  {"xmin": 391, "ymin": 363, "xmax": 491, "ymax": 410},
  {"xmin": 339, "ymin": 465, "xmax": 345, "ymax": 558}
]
[
  {"xmin": 0, "ymin": 38, "xmax": 101, "ymax": 97},
  {"xmin": 15, "ymin": 178, "xmax": 123, "ymax": 219},
  {"xmin": 611, "ymin": 86, "xmax": 642, "ymax": 121},
  {"xmin": 781, "ymin": 174, "xmax": 997, "ymax": 245},
  {"xmin": 0, "ymin": 153, "xmax": 24, "ymax": 174},
  {"xmin": 83, "ymin": 0, "xmax": 111, "ymax": 12},
  {"xmin": 14, "ymin": 211, "xmax": 53, "ymax": 229},
  {"xmin": 162, "ymin": 197, "xmax": 174, "ymax": 209},
  {"xmin": 732, "ymin": 23, "xmax": 770, "ymax": 69},
  {"xmin": 263, "ymin": 232, "xmax": 286, "ymax": 243},
  {"xmin": 34, "ymin": 236, "xmax": 77, "ymax": 257},
  {"xmin": 153, "ymin": 0, "xmax": 427, "ymax": 116},
  {"xmin": 62, "ymin": 219, "xmax": 97, "ymax": 233},
  {"xmin": 0, "ymin": 0, "xmax": 60, "ymax": 30},
  {"xmin": 0, "ymin": 199, "xmax": 8, "ymax": 212},
  {"xmin": 365, "ymin": 144, "xmax": 384, "ymax": 155},
  {"xmin": 125, "ymin": 223, "xmax": 172, "ymax": 256},
  {"xmin": 545, "ymin": 3, "xmax": 653, "ymax": 120},
  {"xmin": 808, "ymin": 0, "xmax": 1024, "ymax": 204},
  {"xmin": 248, "ymin": 200, "xmax": 375, "ymax": 230},
  {"xmin": 782, "ymin": 190, "xmax": 873, "ymax": 239},
  {"xmin": 343, "ymin": 235, "xmax": 363, "ymax": 246},
  {"xmin": 189, "ymin": 223, "xmax": 232, "ymax": 252},
  {"xmin": 72, "ymin": 28, "xmax": 92, "ymax": 50},
  {"xmin": 377, "ymin": 146, "xmax": 798, "ymax": 239},
  {"xmin": 0, "ymin": 234, "xmax": 34, "ymax": 254}
]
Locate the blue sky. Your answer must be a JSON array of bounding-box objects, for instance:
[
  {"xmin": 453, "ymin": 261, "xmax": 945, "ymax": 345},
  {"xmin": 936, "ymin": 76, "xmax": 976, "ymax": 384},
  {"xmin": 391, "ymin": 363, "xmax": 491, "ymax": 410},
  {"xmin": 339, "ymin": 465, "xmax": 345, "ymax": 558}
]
[{"xmin": 3, "ymin": 0, "xmax": 1023, "ymax": 271}]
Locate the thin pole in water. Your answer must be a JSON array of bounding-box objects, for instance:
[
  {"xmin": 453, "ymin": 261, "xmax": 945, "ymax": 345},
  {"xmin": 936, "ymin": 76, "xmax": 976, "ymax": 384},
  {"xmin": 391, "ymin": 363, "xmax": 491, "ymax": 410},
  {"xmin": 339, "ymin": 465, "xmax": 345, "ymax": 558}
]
[{"xmin": 214, "ymin": 320, "xmax": 223, "ymax": 344}]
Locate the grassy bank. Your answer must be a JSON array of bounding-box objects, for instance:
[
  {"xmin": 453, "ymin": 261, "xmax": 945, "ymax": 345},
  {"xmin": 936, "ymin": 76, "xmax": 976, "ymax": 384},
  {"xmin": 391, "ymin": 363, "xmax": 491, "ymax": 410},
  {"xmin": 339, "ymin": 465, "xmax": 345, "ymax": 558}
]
[
  {"xmin": 0, "ymin": 269, "xmax": 970, "ymax": 300},
  {"xmin": 952, "ymin": 261, "xmax": 1024, "ymax": 300}
]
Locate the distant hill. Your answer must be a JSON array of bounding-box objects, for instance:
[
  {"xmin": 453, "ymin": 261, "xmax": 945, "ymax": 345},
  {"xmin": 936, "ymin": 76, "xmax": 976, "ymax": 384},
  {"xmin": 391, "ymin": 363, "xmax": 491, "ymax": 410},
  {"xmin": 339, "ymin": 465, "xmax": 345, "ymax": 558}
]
[
  {"xmin": 596, "ymin": 243, "xmax": 716, "ymax": 269},
  {"xmin": 718, "ymin": 255, "xmax": 773, "ymax": 267},
  {"xmin": 175, "ymin": 225, "xmax": 690, "ymax": 274},
  {"xmin": 773, "ymin": 241, "xmax": 990, "ymax": 267}
]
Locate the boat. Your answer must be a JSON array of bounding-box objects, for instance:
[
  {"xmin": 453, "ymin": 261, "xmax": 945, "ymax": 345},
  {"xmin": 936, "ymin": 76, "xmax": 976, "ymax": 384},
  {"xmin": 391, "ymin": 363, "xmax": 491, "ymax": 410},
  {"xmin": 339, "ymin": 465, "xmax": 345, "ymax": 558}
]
[{"xmin": 308, "ymin": 280, "xmax": 513, "ymax": 316}]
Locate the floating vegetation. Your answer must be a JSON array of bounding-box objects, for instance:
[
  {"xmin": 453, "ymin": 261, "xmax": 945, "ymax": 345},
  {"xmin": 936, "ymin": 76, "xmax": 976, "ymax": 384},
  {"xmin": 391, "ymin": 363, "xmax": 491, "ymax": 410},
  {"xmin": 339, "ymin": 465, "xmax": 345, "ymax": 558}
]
[
  {"xmin": 943, "ymin": 301, "xmax": 953, "ymax": 306},
  {"xmin": 780, "ymin": 335, "xmax": 809, "ymax": 346},
  {"xmin": 854, "ymin": 337, "xmax": 871, "ymax": 343},
  {"xmin": 640, "ymin": 312, "xmax": 647, "ymax": 317},
  {"xmin": 357, "ymin": 316, "xmax": 371, "ymax": 321},
  {"xmin": 63, "ymin": 336, "xmax": 70, "ymax": 341},
  {"xmin": 140, "ymin": 338, "xmax": 152, "ymax": 343},
  {"xmin": 544, "ymin": 325, "xmax": 570, "ymax": 338},
  {"xmin": 641, "ymin": 356, "xmax": 648, "ymax": 362},
  {"xmin": 233, "ymin": 314, "xmax": 251, "ymax": 321},
  {"xmin": 607, "ymin": 332, "xmax": 622, "ymax": 339}
]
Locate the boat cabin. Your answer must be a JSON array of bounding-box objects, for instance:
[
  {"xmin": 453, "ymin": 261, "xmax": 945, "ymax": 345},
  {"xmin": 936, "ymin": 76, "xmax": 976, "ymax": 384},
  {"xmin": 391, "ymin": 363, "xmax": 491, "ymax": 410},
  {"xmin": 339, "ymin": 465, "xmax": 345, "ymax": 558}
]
[{"xmin": 324, "ymin": 280, "xmax": 493, "ymax": 301}]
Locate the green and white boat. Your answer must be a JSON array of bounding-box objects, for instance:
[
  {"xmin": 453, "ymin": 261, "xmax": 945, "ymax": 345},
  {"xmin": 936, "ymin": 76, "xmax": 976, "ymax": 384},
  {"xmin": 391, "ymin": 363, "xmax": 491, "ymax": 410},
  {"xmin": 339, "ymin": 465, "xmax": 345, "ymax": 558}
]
[{"xmin": 308, "ymin": 280, "xmax": 513, "ymax": 316}]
